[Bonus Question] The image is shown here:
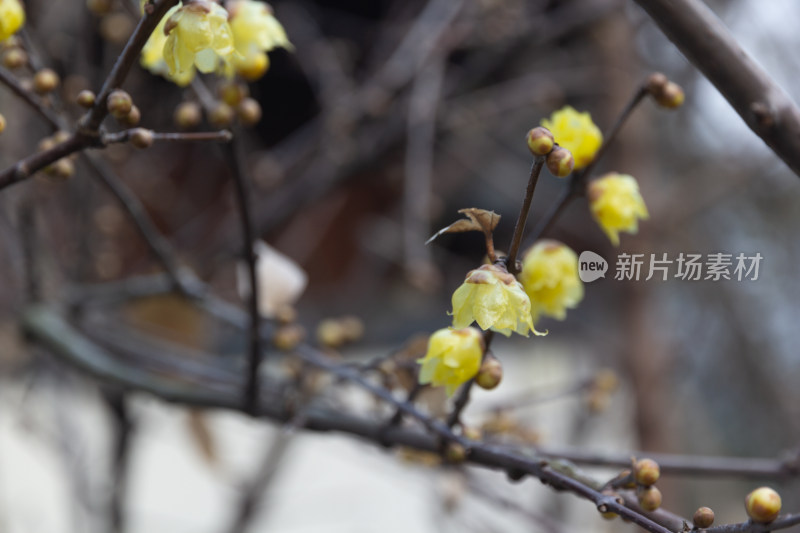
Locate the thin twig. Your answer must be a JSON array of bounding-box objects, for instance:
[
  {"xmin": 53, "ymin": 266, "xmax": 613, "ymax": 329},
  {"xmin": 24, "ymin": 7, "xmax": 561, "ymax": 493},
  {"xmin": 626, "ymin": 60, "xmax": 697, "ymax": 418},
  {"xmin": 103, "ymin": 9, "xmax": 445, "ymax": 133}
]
[
  {"xmin": 101, "ymin": 129, "xmax": 233, "ymax": 145},
  {"xmin": 104, "ymin": 390, "xmax": 133, "ymax": 533},
  {"xmin": 506, "ymin": 157, "xmax": 545, "ymax": 275},
  {"xmin": 222, "ymin": 138, "xmax": 263, "ymax": 415},
  {"xmin": 0, "ymin": 65, "xmax": 63, "ymax": 130}
]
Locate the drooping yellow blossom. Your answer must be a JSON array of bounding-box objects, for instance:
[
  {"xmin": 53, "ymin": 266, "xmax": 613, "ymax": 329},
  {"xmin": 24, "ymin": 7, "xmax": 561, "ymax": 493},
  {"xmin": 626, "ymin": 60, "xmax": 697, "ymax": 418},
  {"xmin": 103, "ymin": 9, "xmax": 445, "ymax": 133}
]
[
  {"xmin": 588, "ymin": 173, "xmax": 649, "ymax": 246},
  {"xmin": 227, "ymin": 0, "xmax": 292, "ymax": 81},
  {"xmin": 0, "ymin": 0, "xmax": 25, "ymax": 42},
  {"xmin": 163, "ymin": 0, "xmax": 235, "ymax": 79},
  {"xmin": 519, "ymin": 240, "xmax": 583, "ymax": 322},
  {"xmin": 541, "ymin": 106, "xmax": 603, "ymax": 170},
  {"xmin": 417, "ymin": 327, "xmax": 484, "ymax": 396},
  {"xmin": 140, "ymin": 5, "xmax": 195, "ymax": 86},
  {"xmin": 451, "ymin": 264, "xmax": 544, "ymax": 338}
]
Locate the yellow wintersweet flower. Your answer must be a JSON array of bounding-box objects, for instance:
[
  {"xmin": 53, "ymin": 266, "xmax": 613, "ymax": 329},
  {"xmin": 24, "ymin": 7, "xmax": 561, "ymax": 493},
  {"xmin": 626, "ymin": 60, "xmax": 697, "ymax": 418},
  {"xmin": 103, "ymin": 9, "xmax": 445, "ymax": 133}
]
[
  {"xmin": 227, "ymin": 0, "xmax": 292, "ymax": 81},
  {"xmin": 140, "ymin": 5, "xmax": 196, "ymax": 86},
  {"xmin": 417, "ymin": 327, "xmax": 484, "ymax": 396},
  {"xmin": 163, "ymin": 0, "xmax": 235, "ymax": 79},
  {"xmin": 451, "ymin": 264, "xmax": 544, "ymax": 337},
  {"xmin": 541, "ymin": 106, "xmax": 603, "ymax": 170},
  {"xmin": 588, "ymin": 173, "xmax": 649, "ymax": 246},
  {"xmin": 0, "ymin": 0, "xmax": 25, "ymax": 42},
  {"xmin": 519, "ymin": 240, "xmax": 583, "ymax": 322}
]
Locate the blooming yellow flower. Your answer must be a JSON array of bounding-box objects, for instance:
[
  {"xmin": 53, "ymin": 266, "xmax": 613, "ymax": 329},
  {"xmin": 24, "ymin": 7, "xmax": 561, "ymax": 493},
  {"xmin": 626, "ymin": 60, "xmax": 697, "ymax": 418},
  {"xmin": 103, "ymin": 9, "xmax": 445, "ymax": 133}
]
[
  {"xmin": 541, "ymin": 106, "xmax": 603, "ymax": 170},
  {"xmin": 227, "ymin": 0, "xmax": 292, "ymax": 81},
  {"xmin": 417, "ymin": 327, "xmax": 484, "ymax": 396},
  {"xmin": 451, "ymin": 264, "xmax": 544, "ymax": 337},
  {"xmin": 163, "ymin": 0, "xmax": 235, "ymax": 79},
  {"xmin": 588, "ymin": 173, "xmax": 649, "ymax": 246},
  {"xmin": 0, "ymin": 0, "xmax": 25, "ymax": 42},
  {"xmin": 141, "ymin": 5, "xmax": 196, "ymax": 86},
  {"xmin": 519, "ymin": 240, "xmax": 583, "ymax": 322}
]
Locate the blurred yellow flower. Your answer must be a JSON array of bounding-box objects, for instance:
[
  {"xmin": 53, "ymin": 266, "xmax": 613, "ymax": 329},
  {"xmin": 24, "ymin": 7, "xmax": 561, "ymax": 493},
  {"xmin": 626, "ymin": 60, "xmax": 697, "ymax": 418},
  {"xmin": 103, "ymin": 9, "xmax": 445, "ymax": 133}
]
[
  {"xmin": 163, "ymin": 0, "xmax": 235, "ymax": 79},
  {"xmin": 588, "ymin": 173, "xmax": 649, "ymax": 246},
  {"xmin": 0, "ymin": 0, "xmax": 25, "ymax": 42},
  {"xmin": 141, "ymin": 5, "xmax": 196, "ymax": 86},
  {"xmin": 228, "ymin": 0, "xmax": 292, "ymax": 81},
  {"xmin": 417, "ymin": 327, "xmax": 484, "ymax": 396},
  {"xmin": 541, "ymin": 106, "xmax": 603, "ymax": 170},
  {"xmin": 519, "ymin": 240, "xmax": 583, "ymax": 322},
  {"xmin": 451, "ymin": 264, "xmax": 544, "ymax": 337}
]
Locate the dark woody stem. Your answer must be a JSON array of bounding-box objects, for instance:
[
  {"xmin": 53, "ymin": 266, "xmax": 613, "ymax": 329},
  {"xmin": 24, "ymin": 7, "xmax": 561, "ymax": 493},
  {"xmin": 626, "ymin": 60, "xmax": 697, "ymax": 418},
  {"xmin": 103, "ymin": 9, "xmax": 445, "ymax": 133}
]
[
  {"xmin": 505, "ymin": 156, "xmax": 545, "ymax": 275},
  {"xmin": 527, "ymin": 84, "xmax": 649, "ymax": 243}
]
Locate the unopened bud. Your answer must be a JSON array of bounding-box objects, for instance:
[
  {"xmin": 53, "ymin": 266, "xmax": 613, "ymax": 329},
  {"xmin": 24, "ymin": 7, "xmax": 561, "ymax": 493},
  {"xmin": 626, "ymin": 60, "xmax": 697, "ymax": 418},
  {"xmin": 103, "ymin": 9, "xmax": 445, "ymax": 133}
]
[
  {"xmin": 526, "ymin": 126, "xmax": 554, "ymax": 156},
  {"xmin": 219, "ymin": 81, "xmax": 248, "ymax": 106},
  {"xmin": 129, "ymin": 128, "xmax": 154, "ymax": 149},
  {"xmin": 339, "ymin": 315, "xmax": 365, "ymax": 343},
  {"xmin": 237, "ymin": 97, "xmax": 262, "ymax": 126},
  {"xmin": 475, "ymin": 354, "xmax": 502, "ymax": 390},
  {"xmin": 107, "ymin": 90, "xmax": 133, "ymax": 119},
  {"xmin": 274, "ymin": 324, "xmax": 306, "ymax": 351},
  {"xmin": 316, "ymin": 318, "xmax": 346, "ymax": 348},
  {"xmin": 693, "ymin": 507, "xmax": 715, "ymax": 529},
  {"xmin": 546, "ymin": 146, "xmax": 574, "ymax": 177},
  {"xmin": 174, "ymin": 101, "xmax": 202, "ymax": 129},
  {"xmin": 645, "ymin": 72, "xmax": 668, "ymax": 96},
  {"xmin": 121, "ymin": 105, "xmax": 141, "ymax": 126},
  {"xmin": 86, "ymin": 0, "xmax": 113, "ymax": 15},
  {"xmin": 0, "ymin": 113, "xmax": 5, "ymax": 134},
  {"xmin": 77, "ymin": 89, "xmax": 96, "ymax": 108},
  {"xmin": 208, "ymin": 102, "xmax": 234, "ymax": 127},
  {"xmin": 443, "ymin": 442, "xmax": 467, "ymax": 463},
  {"xmin": 2, "ymin": 47, "xmax": 27, "ymax": 69},
  {"xmin": 745, "ymin": 487, "xmax": 781, "ymax": 523},
  {"xmin": 637, "ymin": 486, "xmax": 662, "ymax": 512},
  {"xmin": 634, "ymin": 458, "xmax": 660, "ymax": 486},
  {"xmin": 33, "ymin": 68, "xmax": 60, "ymax": 94},
  {"xmin": 45, "ymin": 158, "xmax": 75, "ymax": 180},
  {"xmin": 654, "ymin": 81, "xmax": 684, "ymax": 109}
]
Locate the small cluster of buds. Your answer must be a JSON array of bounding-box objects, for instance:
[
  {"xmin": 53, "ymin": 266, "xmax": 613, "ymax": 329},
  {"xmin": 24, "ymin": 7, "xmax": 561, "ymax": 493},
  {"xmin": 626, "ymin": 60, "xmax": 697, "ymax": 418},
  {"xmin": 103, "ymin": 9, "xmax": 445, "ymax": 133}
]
[
  {"xmin": 633, "ymin": 458, "xmax": 662, "ymax": 512},
  {"xmin": 316, "ymin": 315, "xmax": 365, "ymax": 349},
  {"xmin": 525, "ymin": 127, "xmax": 575, "ymax": 177},
  {"xmin": 39, "ymin": 130, "xmax": 75, "ymax": 179},
  {"xmin": 106, "ymin": 89, "xmax": 141, "ymax": 127},
  {"xmin": 173, "ymin": 97, "xmax": 262, "ymax": 131},
  {"xmin": 646, "ymin": 72, "xmax": 685, "ymax": 109},
  {"xmin": 1, "ymin": 37, "xmax": 27, "ymax": 70}
]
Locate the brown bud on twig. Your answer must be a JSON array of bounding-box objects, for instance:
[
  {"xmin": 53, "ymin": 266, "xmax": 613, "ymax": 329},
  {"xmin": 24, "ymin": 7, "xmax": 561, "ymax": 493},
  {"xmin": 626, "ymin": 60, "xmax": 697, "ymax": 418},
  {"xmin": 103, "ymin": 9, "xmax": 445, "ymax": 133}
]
[
  {"xmin": 645, "ymin": 72, "xmax": 668, "ymax": 95},
  {"xmin": 654, "ymin": 81, "xmax": 685, "ymax": 109},
  {"xmin": 76, "ymin": 89, "xmax": 96, "ymax": 108},
  {"xmin": 475, "ymin": 354, "xmax": 502, "ymax": 390},
  {"xmin": 634, "ymin": 458, "xmax": 660, "ymax": 486},
  {"xmin": 107, "ymin": 90, "xmax": 133, "ymax": 119},
  {"xmin": 121, "ymin": 105, "xmax": 141, "ymax": 126},
  {"xmin": 2, "ymin": 47, "xmax": 27, "ymax": 69},
  {"xmin": 637, "ymin": 486, "xmax": 662, "ymax": 512},
  {"xmin": 0, "ymin": 113, "xmax": 5, "ymax": 134},
  {"xmin": 693, "ymin": 507, "xmax": 715, "ymax": 529},
  {"xmin": 174, "ymin": 101, "xmax": 202, "ymax": 129},
  {"xmin": 546, "ymin": 146, "xmax": 574, "ymax": 177},
  {"xmin": 237, "ymin": 98, "xmax": 262, "ymax": 127},
  {"xmin": 129, "ymin": 128, "xmax": 154, "ymax": 149},
  {"xmin": 208, "ymin": 102, "xmax": 234, "ymax": 127},
  {"xmin": 33, "ymin": 68, "xmax": 60, "ymax": 94},
  {"xmin": 444, "ymin": 442, "xmax": 467, "ymax": 463},
  {"xmin": 526, "ymin": 126, "xmax": 554, "ymax": 156}
]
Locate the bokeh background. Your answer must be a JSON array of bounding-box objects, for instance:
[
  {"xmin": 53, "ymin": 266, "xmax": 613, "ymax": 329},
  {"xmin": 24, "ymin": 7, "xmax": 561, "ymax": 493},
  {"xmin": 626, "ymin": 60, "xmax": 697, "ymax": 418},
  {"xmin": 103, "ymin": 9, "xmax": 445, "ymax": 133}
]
[{"xmin": 0, "ymin": 0, "xmax": 799, "ymax": 531}]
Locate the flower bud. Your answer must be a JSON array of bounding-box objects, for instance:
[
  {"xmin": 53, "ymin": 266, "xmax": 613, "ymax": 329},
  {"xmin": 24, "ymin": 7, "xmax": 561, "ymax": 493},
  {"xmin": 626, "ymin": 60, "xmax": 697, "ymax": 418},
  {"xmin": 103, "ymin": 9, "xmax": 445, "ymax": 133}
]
[
  {"xmin": 273, "ymin": 323, "xmax": 306, "ymax": 351},
  {"xmin": 76, "ymin": 89, "xmax": 96, "ymax": 108},
  {"xmin": 45, "ymin": 158, "xmax": 75, "ymax": 180},
  {"xmin": 107, "ymin": 90, "xmax": 133, "ymax": 119},
  {"xmin": 121, "ymin": 105, "xmax": 141, "ymax": 126},
  {"xmin": 444, "ymin": 442, "xmax": 467, "ymax": 463},
  {"xmin": 745, "ymin": 487, "xmax": 781, "ymax": 523},
  {"xmin": 86, "ymin": 0, "xmax": 113, "ymax": 15},
  {"xmin": 33, "ymin": 68, "xmax": 60, "ymax": 94},
  {"xmin": 237, "ymin": 97, "xmax": 262, "ymax": 126},
  {"xmin": 546, "ymin": 146, "xmax": 574, "ymax": 177},
  {"xmin": 208, "ymin": 102, "xmax": 234, "ymax": 127},
  {"xmin": 634, "ymin": 458, "xmax": 660, "ymax": 486},
  {"xmin": 0, "ymin": 113, "xmax": 5, "ymax": 134},
  {"xmin": 637, "ymin": 486, "xmax": 662, "ymax": 512},
  {"xmin": 693, "ymin": 507, "xmax": 715, "ymax": 529},
  {"xmin": 316, "ymin": 318, "xmax": 347, "ymax": 348},
  {"xmin": 174, "ymin": 101, "xmax": 202, "ymax": 129},
  {"xmin": 600, "ymin": 511, "xmax": 617, "ymax": 520},
  {"xmin": 2, "ymin": 47, "xmax": 27, "ymax": 69},
  {"xmin": 526, "ymin": 126, "xmax": 554, "ymax": 156},
  {"xmin": 339, "ymin": 315, "xmax": 365, "ymax": 343},
  {"xmin": 475, "ymin": 354, "xmax": 502, "ymax": 390},
  {"xmin": 219, "ymin": 81, "xmax": 248, "ymax": 106},
  {"xmin": 654, "ymin": 81, "xmax": 684, "ymax": 109},
  {"xmin": 129, "ymin": 128, "xmax": 154, "ymax": 149}
]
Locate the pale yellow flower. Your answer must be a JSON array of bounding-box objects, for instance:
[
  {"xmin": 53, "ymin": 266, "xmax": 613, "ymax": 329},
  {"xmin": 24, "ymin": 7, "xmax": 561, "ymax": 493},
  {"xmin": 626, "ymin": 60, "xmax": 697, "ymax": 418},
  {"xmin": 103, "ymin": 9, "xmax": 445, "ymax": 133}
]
[
  {"xmin": 519, "ymin": 240, "xmax": 583, "ymax": 322},
  {"xmin": 451, "ymin": 264, "xmax": 544, "ymax": 337},
  {"xmin": 588, "ymin": 173, "xmax": 649, "ymax": 246},
  {"xmin": 541, "ymin": 106, "xmax": 603, "ymax": 170},
  {"xmin": 163, "ymin": 0, "xmax": 235, "ymax": 79},
  {"xmin": 0, "ymin": 0, "xmax": 25, "ymax": 42},
  {"xmin": 140, "ymin": 5, "xmax": 196, "ymax": 86},
  {"xmin": 227, "ymin": 0, "xmax": 291, "ymax": 81},
  {"xmin": 417, "ymin": 327, "xmax": 484, "ymax": 396}
]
